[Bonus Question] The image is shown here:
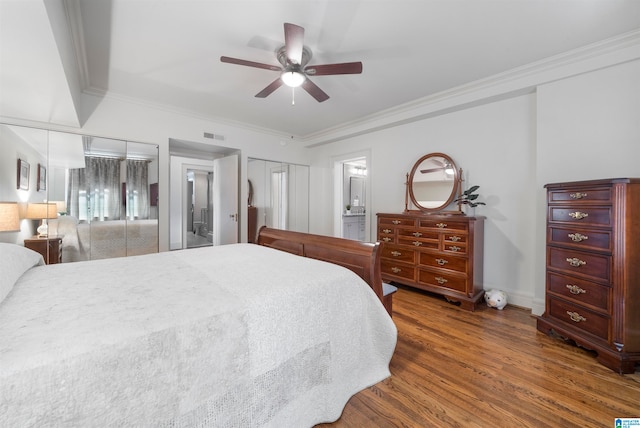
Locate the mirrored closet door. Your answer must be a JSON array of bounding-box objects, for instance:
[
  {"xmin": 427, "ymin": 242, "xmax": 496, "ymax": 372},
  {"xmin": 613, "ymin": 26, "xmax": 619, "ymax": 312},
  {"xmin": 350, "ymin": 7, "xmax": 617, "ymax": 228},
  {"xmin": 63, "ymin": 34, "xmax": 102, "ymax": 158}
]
[{"xmin": 0, "ymin": 123, "xmax": 159, "ymax": 262}]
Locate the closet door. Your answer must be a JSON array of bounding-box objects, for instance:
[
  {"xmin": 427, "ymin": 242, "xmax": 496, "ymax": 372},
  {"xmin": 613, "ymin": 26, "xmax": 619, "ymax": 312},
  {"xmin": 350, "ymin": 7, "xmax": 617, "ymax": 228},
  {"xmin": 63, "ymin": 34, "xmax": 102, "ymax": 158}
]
[
  {"xmin": 83, "ymin": 137, "xmax": 127, "ymax": 260},
  {"xmin": 125, "ymin": 141, "xmax": 159, "ymax": 256}
]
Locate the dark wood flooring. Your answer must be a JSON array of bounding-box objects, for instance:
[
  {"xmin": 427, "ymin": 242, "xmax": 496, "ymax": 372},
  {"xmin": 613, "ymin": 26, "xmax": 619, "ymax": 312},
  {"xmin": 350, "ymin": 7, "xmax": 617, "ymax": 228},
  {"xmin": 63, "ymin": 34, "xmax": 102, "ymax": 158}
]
[{"xmin": 317, "ymin": 286, "xmax": 640, "ymax": 427}]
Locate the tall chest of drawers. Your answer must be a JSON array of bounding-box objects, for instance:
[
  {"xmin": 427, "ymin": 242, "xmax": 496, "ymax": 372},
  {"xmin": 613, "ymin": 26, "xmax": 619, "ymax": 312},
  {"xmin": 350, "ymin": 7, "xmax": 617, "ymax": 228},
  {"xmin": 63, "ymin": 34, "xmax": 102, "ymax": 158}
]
[
  {"xmin": 536, "ymin": 178, "xmax": 640, "ymax": 373},
  {"xmin": 377, "ymin": 213, "xmax": 484, "ymax": 310}
]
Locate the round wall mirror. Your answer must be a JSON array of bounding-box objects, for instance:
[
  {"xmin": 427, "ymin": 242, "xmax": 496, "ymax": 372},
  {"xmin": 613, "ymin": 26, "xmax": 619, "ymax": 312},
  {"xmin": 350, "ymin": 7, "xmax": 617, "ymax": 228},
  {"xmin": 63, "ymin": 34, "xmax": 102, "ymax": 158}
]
[{"xmin": 408, "ymin": 152, "xmax": 459, "ymax": 212}]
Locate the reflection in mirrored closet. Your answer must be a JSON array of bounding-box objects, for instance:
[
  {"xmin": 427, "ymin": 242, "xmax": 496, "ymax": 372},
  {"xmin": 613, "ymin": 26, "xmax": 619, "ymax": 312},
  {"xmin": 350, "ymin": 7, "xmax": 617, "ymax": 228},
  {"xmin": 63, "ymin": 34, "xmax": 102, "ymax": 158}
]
[
  {"xmin": 0, "ymin": 123, "xmax": 159, "ymax": 263},
  {"xmin": 247, "ymin": 158, "xmax": 309, "ymax": 241}
]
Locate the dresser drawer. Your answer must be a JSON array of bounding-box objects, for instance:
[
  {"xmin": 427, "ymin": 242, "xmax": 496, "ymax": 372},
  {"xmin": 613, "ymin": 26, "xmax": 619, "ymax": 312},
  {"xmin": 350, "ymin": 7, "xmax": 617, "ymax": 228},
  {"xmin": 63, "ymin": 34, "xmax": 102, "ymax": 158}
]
[
  {"xmin": 398, "ymin": 228, "xmax": 439, "ymax": 240},
  {"xmin": 548, "ymin": 297, "xmax": 610, "ymax": 341},
  {"xmin": 443, "ymin": 242, "xmax": 467, "ymax": 255},
  {"xmin": 548, "ymin": 226, "xmax": 612, "ymax": 253},
  {"xmin": 418, "ymin": 268, "xmax": 467, "ymax": 293},
  {"xmin": 444, "ymin": 232, "xmax": 467, "ymax": 244},
  {"xmin": 379, "ymin": 217, "xmax": 416, "ymax": 227},
  {"xmin": 548, "ymin": 187, "xmax": 612, "ymax": 205},
  {"xmin": 419, "ymin": 219, "xmax": 468, "ymax": 232},
  {"xmin": 397, "ymin": 236, "xmax": 439, "ymax": 250},
  {"xmin": 548, "ymin": 206, "xmax": 612, "ymax": 227},
  {"xmin": 420, "ymin": 252, "xmax": 467, "ymax": 273},
  {"xmin": 547, "ymin": 271, "xmax": 610, "ymax": 312},
  {"xmin": 381, "ymin": 259, "xmax": 415, "ymax": 281},
  {"xmin": 381, "ymin": 245, "xmax": 416, "ymax": 263},
  {"xmin": 547, "ymin": 247, "xmax": 611, "ymax": 283},
  {"xmin": 378, "ymin": 226, "xmax": 395, "ymax": 235}
]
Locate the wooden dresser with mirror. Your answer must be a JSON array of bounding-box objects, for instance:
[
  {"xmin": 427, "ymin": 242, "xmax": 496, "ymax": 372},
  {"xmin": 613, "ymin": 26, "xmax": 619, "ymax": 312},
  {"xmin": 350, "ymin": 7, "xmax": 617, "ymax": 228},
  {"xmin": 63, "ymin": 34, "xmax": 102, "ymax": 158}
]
[{"xmin": 377, "ymin": 153, "xmax": 485, "ymax": 311}]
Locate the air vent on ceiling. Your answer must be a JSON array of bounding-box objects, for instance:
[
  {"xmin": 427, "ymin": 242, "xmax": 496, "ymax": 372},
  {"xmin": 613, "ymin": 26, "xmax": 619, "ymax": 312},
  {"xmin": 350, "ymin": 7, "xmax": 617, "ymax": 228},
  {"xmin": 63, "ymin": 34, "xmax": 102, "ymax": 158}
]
[{"xmin": 204, "ymin": 132, "xmax": 225, "ymax": 141}]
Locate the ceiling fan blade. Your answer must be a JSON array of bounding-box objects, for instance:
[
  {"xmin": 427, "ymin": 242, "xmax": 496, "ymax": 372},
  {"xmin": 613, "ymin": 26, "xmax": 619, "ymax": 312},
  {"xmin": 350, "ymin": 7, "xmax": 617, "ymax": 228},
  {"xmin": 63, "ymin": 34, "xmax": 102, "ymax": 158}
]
[
  {"xmin": 255, "ymin": 78, "xmax": 284, "ymax": 98},
  {"xmin": 220, "ymin": 56, "xmax": 281, "ymax": 71},
  {"xmin": 305, "ymin": 62, "xmax": 363, "ymax": 76},
  {"xmin": 301, "ymin": 78, "xmax": 329, "ymax": 102},
  {"xmin": 284, "ymin": 23, "xmax": 304, "ymax": 64},
  {"xmin": 420, "ymin": 167, "xmax": 445, "ymax": 174}
]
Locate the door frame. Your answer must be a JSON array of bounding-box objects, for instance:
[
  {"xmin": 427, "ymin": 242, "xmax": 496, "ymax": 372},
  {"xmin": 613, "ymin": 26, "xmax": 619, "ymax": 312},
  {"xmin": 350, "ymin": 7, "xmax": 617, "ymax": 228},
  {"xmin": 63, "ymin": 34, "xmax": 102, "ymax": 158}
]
[{"xmin": 332, "ymin": 150, "xmax": 371, "ymax": 241}]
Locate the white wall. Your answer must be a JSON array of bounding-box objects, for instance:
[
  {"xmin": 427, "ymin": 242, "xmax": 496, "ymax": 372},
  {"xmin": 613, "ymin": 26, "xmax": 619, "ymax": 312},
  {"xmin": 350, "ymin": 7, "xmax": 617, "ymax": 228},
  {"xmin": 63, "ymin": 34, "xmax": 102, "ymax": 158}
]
[
  {"xmin": 3, "ymin": 49, "xmax": 638, "ymax": 314},
  {"xmin": 0, "ymin": 125, "xmax": 48, "ymax": 243},
  {"xmin": 533, "ymin": 58, "xmax": 640, "ymax": 313},
  {"xmin": 2, "ymin": 93, "xmax": 313, "ymax": 250},
  {"xmin": 308, "ymin": 59, "xmax": 640, "ymax": 313},
  {"xmin": 309, "ymin": 94, "xmax": 538, "ymax": 309}
]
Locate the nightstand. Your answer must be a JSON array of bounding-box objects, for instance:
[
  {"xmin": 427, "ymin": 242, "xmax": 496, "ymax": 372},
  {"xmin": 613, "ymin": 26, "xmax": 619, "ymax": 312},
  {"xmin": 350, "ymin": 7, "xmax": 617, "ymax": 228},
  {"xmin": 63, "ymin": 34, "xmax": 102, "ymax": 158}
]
[{"xmin": 24, "ymin": 236, "xmax": 62, "ymax": 264}]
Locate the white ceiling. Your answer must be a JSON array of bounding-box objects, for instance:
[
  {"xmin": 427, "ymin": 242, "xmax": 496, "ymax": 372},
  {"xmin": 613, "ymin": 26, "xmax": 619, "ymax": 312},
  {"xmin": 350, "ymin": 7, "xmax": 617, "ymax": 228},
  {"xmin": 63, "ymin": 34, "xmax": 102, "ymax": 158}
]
[{"xmin": 2, "ymin": 0, "xmax": 640, "ymax": 139}]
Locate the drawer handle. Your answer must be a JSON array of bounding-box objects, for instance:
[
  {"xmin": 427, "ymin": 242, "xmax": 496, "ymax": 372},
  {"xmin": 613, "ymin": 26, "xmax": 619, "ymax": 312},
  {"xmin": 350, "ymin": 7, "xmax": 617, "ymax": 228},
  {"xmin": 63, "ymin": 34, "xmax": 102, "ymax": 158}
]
[
  {"xmin": 566, "ymin": 284, "xmax": 587, "ymax": 295},
  {"xmin": 566, "ymin": 311, "xmax": 586, "ymax": 323},
  {"xmin": 412, "ymin": 241, "xmax": 422, "ymax": 247},
  {"xmin": 435, "ymin": 276, "xmax": 448, "ymax": 285},
  {"xmin": 412, "ymin": 231, "xmax": 422, "ymax": 237},
  {"xmin": 568, "ymin": 233, "xmax": 588, "ymax": 242},
  {"xmin": 382, "ymin": 237, "xmax": 392, "ymax": 242},
  {"xmin": 568, "ymin": 211, "xmax": 589, "ymax": 220},
  {"xmin": 566, "ymin": 257, "xmax": 586, "ymax": 267},
  {"xmin": 391, "ymin": 267, "xmax": 402, "ymax": 274},
  {"xmin": 436, "ymin": 223, "xmax": 447, "ymax": 228},
  {"xmin": 392, "ymin": 220, "xmax": 401, "ymax": 225},
  {"xmin": 449, "ymin": 246, "xmax": 461, "ymax": 252},
  {"xmin": 449, "ymin": 236, "xmax": 462, "ymax": 242},
  {"xmin": 382, "ymin": 228, "xmax": 392, "ymax": 234},
  {"xmin": 435, "ymin": 258, "xmax": 448, "ymax": 266},
  {"xmin": 391, "ymin": 251, "xmax": 402, "ymax": 257},
  {"xmin": 570, "ymin": 192, "xmax": 587, "ymax": 199}
]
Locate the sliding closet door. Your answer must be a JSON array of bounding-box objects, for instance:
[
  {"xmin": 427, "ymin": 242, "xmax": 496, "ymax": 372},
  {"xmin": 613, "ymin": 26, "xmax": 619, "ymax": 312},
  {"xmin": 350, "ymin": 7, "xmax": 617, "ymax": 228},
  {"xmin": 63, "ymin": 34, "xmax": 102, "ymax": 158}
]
[
  {"xmin": 82, "ymin": 137, "xmax": 127, "ymax": 259},
  {"xmin": 246, "ymin": 158, "xmax": 309, "ymax": 234},
  {"xmin": 125, "ymin": 141, "xmax": 159, "ymax": 256}
]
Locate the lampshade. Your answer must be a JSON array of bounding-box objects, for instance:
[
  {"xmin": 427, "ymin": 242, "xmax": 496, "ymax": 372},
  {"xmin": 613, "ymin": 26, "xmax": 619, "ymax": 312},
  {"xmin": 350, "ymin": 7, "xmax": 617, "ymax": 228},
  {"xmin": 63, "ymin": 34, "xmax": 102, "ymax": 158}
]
[
  {"xmin": 51, "ymin": 200, "xmax": 67, "ymax": 214},
  {"xmin": 26, "ymin": 203, "xmax": 58, "ymax": 220},
  {"xmin": 281, "ymin": 70, "xmax": 306, "ymax": 87},
  {"xmin": 0, "ymin": 202, "xmax": 20, "ymax": 232},
  {"xmin": 26, "ymin": 203, "xmax": 58, "ymax": 237}
]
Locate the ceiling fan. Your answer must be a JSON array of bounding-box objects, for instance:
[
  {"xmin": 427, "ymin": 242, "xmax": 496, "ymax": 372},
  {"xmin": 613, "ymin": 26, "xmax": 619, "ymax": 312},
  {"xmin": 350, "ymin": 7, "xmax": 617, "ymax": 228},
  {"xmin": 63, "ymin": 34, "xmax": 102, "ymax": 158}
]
[
  {"xmin": 420, "ymin": 159, "xmax": 455, "ymax": 175},
  {"xmin": 220, "ymin": 23, "xmax": 363, "ymax": 103}
]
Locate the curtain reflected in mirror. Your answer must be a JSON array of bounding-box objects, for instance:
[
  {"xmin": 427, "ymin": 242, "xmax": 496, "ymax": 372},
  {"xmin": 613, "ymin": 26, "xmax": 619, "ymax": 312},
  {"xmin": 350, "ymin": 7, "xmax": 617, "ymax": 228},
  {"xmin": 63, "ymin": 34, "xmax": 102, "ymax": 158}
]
[
  {"xmin": 0, "ymin": 123, "xmax": 159, "ymax": 262},
  {"xmin": 247, "ymin": 158, "xmax": 309, "ymax": 235}
]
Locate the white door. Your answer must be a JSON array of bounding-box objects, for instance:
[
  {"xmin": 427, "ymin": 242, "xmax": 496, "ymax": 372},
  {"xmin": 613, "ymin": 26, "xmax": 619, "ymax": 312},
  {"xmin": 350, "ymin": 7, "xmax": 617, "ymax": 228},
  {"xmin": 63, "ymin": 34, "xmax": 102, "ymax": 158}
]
[{"xmin": 213, "ymin": 154, "xmax": 239, "ymax": 245}]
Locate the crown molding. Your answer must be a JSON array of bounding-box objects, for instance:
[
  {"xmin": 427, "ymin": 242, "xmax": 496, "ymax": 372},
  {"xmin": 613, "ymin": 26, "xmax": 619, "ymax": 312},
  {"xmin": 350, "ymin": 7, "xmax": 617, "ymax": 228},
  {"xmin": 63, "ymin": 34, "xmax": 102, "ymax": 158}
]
[
  {"xmin": 63, "ymin": 0, "xmax": 90, "ymax": 90},
  {"xmin": 300, "ymin": 29, "xmax": 640, "ymax": 148}
]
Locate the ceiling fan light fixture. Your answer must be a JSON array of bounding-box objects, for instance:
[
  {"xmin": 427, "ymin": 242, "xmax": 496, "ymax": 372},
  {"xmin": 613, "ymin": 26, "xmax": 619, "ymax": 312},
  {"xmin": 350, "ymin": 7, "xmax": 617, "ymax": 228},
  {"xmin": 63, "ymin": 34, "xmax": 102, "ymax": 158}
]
[
  {"xmin": 445, "ymin": 163, "xmax": 455, "ymax": 175},
  {"xmin": 281, "ymin": 70, "xmax": 306, "ymax": 87}
]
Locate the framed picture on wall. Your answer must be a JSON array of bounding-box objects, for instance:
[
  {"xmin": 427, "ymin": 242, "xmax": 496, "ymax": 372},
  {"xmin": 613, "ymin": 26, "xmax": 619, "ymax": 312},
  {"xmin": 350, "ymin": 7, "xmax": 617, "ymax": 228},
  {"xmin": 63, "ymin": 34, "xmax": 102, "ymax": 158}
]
[
  {"xmin": 17, "ymin": 159, "xmax": 30, "ymax": 190},
  {"xmin": 37, "ymin": 163, "xmax": 46, "ymax": 191}
]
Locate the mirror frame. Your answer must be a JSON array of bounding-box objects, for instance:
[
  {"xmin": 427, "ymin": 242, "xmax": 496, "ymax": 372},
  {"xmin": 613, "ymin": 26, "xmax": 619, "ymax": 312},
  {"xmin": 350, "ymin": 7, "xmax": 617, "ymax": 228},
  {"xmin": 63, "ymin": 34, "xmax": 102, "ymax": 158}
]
[{"xmin": 407, "ymin": 152, "xmax": 461, "ymax": 214}]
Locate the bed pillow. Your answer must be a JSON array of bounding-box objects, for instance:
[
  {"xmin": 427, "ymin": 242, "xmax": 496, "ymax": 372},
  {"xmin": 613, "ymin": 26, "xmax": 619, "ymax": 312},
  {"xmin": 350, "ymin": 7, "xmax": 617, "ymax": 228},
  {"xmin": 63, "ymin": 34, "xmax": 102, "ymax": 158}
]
[{"xmin": 0, "ymin": 243, "xmax": 45, "ymax": 304}]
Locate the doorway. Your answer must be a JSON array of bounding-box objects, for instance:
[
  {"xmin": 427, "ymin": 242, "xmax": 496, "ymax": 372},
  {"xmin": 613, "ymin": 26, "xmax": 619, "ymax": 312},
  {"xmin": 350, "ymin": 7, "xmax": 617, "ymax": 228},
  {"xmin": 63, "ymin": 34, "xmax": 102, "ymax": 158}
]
[
  {"xmin": 334, "ymin": 154, "xmax": 369, "ymax": 241},
  {"xmin": 186, "ymin": 169, "xmax": 213, "ymax": 248},
  {"xmin": 168, "ymin": 138, "xmax": 239, "ymax": 250}
]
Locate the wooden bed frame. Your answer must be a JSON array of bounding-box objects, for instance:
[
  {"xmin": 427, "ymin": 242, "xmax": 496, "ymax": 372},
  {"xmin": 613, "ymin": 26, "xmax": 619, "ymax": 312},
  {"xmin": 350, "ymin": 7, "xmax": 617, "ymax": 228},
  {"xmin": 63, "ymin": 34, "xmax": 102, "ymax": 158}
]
[{"xmin": 256, "ymin": 226, "xmax": 394, "ymax": 316}]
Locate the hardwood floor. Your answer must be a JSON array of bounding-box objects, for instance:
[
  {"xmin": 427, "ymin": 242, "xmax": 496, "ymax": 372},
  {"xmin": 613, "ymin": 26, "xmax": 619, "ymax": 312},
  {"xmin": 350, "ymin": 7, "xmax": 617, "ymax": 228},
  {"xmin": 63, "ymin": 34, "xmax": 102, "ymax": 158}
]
[{"xmin": 317, "ymin": 286, "xmax": 640, "ymax": 428}]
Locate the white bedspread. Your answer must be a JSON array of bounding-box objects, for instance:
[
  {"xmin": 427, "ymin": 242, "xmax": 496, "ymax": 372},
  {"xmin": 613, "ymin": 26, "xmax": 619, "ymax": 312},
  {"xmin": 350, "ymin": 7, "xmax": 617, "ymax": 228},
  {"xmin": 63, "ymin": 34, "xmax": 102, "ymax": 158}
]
[{"xmin": 0, "ymin": 244, "xmax": 397, "ymax": 427}]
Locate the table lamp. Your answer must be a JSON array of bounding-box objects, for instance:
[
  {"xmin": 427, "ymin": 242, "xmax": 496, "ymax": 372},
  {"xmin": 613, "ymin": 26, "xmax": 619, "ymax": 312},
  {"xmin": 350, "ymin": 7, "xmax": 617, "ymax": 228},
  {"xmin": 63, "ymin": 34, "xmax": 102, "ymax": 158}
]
[
  {"xmin": 26, "ymin": 202, "xmax": 58, "ymax": 237},
  {"xmin": 0, "ymin": 202, "xmax": 20, "ymax": 232}
]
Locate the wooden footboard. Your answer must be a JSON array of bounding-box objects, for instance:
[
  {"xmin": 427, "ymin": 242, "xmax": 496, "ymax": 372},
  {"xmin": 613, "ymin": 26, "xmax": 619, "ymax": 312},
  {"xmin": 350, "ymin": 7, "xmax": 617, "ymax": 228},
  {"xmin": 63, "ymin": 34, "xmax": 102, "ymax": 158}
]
[{"xmin": 256, "ymin": 226, "xmax": 394, "ymax": 316}]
